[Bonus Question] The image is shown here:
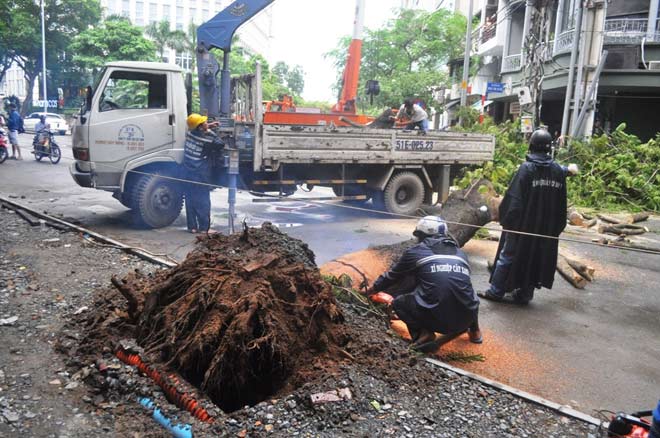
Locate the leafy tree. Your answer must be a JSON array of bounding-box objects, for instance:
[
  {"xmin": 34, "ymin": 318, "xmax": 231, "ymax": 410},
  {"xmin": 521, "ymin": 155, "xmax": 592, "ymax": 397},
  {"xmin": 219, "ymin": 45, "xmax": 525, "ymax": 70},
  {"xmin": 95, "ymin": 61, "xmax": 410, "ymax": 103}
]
[
  {"xmin": 326, "ymin": 8, "xmax": 466, "ymax": 109},
  {"xmin": 272, "ymin": 62, "xmax": 304, "ymax": 96},
  {"xmin": 5, "ymin": 0, "xmax": 101, "ymax": 114},
  {"xmin": 0, "ymin": 2, "xmax": 14, "ymax": 86},
  {"xmin": 70, "ymin": 16, "xmax": 157, "ymax": 71},
  {"xmin": 145, "ymin": 20, "xmax": 186, "ymax": 61}
]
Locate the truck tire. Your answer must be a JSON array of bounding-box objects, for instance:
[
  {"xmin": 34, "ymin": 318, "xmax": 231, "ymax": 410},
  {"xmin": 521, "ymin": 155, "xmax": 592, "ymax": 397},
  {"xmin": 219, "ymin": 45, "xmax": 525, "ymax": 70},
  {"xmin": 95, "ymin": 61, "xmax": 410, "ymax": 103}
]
[
  {"xmin": 383, "ymin": 171, "xmax": 425, "ymax": 216},
  {"xmin": 131, "ymin": 174, "xmax": 183, "ymax": 228}
]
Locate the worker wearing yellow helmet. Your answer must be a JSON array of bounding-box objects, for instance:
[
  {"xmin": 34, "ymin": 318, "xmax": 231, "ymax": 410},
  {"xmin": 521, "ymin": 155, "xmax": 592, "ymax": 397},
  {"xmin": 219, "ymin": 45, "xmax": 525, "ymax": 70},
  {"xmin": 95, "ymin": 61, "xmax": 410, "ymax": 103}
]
[{"xmin": 183, "ymin": 113, "xmax": 224, "ymax": 233}]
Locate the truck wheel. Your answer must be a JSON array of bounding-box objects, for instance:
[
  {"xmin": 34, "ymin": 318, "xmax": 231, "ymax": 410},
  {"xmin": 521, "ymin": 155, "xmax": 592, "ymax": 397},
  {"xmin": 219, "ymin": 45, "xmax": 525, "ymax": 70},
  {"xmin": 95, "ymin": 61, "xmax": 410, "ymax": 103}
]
[
  {"xmin": 383, "ymin": 172, "xmax": 425, "ymax": 216},
  {"xmin": 132, "ymin": 174, "xmax": 183, "ymax": 228}
]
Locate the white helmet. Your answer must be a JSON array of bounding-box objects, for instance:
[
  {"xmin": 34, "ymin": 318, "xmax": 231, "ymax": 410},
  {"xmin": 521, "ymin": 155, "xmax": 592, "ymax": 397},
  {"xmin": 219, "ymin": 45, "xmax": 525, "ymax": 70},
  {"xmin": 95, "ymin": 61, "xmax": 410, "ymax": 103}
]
[{"xmin": 414, "ymin": 216, "xmax": 447, "ymax": 237}]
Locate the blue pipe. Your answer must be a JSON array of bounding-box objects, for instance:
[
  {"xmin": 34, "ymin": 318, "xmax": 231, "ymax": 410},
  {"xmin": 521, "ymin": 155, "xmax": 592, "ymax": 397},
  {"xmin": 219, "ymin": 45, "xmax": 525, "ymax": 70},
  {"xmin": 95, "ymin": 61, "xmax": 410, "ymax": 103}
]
[{"xmin": 139, "ymin": 397, "xmax": 193, "ymax": 438}]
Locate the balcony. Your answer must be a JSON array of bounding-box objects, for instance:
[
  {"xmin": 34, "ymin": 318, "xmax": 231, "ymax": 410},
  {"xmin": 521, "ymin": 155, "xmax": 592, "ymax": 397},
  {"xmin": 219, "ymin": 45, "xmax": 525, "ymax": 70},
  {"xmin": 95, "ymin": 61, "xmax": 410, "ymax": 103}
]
[
  {"xmin": 553, "ymin": 29, "xmax": 575, "ymax": 56},
  {"xmin": 604, "ymin": 18, "xmax": 660, "ymax": 44},
  {"xmin": 502, "ymin": 53, "xmax": 522, "ymax": 73}
]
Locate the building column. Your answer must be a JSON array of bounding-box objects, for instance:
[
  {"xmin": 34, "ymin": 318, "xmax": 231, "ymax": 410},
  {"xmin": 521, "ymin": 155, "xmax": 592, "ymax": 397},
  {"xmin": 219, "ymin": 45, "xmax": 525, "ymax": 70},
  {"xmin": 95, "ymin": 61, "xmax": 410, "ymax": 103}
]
[
  {"xmin": 553, "ymin": 0, "xmax": 566, "ymax": 53},
  {"xmin": 648, "ymin": 0, "xmax": 659, "ymax": 42},
  {"xmin": 521, "ymin": 0, "xmax": 536, "ymax": 62},
  {"xmin": 502, "ymin": 1, "xmax": 512, "ymax": 57}
]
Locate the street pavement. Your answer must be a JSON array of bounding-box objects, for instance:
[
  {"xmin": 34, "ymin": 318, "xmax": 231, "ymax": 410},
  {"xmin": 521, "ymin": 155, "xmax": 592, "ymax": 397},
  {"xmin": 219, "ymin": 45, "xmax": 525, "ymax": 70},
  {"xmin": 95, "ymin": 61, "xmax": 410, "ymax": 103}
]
[{"xmin": 1, "ymin": 132, "xmax": 659, "ymax": 418}]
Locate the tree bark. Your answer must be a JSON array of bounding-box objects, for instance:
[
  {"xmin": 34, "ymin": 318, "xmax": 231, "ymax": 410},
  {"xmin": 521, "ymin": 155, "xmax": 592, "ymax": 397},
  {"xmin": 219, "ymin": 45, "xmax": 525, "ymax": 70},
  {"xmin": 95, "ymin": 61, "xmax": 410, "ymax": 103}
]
[{"xmin": 556, "ymin": 255, "xmax": 587, "ymax": 289}]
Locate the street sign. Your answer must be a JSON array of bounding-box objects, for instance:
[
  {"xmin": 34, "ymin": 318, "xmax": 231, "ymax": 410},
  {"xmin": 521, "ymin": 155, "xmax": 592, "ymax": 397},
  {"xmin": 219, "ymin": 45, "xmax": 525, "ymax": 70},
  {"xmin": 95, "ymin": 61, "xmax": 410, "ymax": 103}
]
[{"xmin": 486, "ymin": 82, "xmax": 505, "ymax": 94}]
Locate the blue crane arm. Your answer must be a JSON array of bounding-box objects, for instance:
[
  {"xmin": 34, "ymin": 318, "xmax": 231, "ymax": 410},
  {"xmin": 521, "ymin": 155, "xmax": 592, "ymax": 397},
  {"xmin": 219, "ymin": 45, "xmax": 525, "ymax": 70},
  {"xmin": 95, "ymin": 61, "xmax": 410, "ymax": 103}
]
[
  {"xmin": 196, "ymin": 0, "xmax": 274, "ymax": 118},
  {"xmin": 197, "ymin": 0, "xmax": 275, "ymax": 52}
]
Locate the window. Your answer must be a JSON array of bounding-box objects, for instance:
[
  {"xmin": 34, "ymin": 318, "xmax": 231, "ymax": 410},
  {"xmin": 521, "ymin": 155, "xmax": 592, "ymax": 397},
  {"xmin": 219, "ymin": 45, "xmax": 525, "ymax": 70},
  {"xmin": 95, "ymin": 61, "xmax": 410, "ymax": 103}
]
[
  {"xmin": 202, "ymin": 0, "xmax": 209, "ymax": 8},
  {"xmin": 202, "ymin": 8, "xmax": 209, "ymax": 18},
  {"xmin": 175, "ymin": 51, "xmax": 193, "ymax": 71},
  {"xmin": 121, "ymin": 0, "xmax": 129, "ymax": 17},
  {"xmin": 135, "ymin": 1, "xmax": 144, "ymax": 25},
  {"xmin": 176, "ymin": 6, "xmax": 184, "ymax": 30},
  {"xmin": 190, "ymin": 7, "xmax": 197, "ymax": 23},
  {"xmin": 149, "ymin": 2, "xmax": 157, "ymax": 23},
  {"xmin": 99, "ymin": 71, "xmax": 167, "ymax": 112}
]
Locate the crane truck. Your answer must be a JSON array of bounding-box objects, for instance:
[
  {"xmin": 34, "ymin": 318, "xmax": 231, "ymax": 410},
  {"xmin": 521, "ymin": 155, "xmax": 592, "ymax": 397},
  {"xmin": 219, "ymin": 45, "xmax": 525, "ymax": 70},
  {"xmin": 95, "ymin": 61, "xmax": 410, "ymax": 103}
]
[{"xmin": 70, "ymin": 0, "xmax": 494, "ymax": 229}]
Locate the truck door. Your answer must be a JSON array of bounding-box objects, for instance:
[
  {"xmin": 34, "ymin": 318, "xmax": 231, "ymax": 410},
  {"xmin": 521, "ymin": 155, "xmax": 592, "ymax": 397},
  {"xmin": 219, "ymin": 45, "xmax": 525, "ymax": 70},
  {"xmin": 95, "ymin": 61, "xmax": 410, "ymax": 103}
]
[{"xmin": 88, "ymin": 68, "xmax": 174, "ymax": 187}]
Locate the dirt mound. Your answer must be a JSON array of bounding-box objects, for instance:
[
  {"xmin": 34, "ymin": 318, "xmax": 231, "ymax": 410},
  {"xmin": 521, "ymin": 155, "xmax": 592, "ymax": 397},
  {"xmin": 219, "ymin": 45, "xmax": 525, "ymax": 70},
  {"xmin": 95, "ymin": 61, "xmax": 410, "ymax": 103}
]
[{"xmin": 91, "ymin": 223, "xmax": 346, "ymax": 412}]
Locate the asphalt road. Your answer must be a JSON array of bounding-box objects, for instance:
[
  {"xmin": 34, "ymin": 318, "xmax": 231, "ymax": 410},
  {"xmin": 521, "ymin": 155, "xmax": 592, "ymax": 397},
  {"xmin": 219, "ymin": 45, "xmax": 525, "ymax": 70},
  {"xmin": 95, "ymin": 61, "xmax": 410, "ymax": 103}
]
[{"xmin": 1, "ymin": 133, "xmax": 659, "ymax": 418}]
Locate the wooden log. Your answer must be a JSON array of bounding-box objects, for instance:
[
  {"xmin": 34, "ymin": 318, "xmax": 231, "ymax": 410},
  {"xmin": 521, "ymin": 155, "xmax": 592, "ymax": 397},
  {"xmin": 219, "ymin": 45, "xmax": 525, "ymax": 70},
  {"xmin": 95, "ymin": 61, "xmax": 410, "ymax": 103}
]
[
  {"xmin": 594, "ymin": 238, "xmax": 660, "ymax": 254},
  {"xmin": 441, "ymin": 179, "xmax": 501, "ymax": 247},
  {"xmin": 598, "ymin": 223, "xmax": 647, "ymax": 236},
  {"xmin": 583, "ymin": 218, "xmax": 597, "ymax": 228},
  {"xmin": 568, "ymin": 208, "xmax": 585, "ymax": 226},
  {"xmin": 626, "ymin": 212, "xmax": 650, "ymax": 224},
  {"xmin": 563, "ymin": 256, "xmax": 595, "ymax": 282},
  {"xmin": 556, "ymin": 255, "xmax": 587, "ymax": 289},
  {"xmin": 597, "ymin": 213, "xmax": 623, "ymax": 224}
]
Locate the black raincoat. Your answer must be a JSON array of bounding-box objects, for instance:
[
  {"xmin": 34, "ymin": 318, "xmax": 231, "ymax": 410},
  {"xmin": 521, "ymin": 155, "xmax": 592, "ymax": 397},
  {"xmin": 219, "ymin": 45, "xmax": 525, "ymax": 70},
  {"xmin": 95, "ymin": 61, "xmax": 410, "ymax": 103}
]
[
  {"xmin": 373, "ymin": 236, "xmax": 479, "ymax": 335},
  {"xmin": 491, "ymin": 152, "xmax": 568, "ymax": 291}
]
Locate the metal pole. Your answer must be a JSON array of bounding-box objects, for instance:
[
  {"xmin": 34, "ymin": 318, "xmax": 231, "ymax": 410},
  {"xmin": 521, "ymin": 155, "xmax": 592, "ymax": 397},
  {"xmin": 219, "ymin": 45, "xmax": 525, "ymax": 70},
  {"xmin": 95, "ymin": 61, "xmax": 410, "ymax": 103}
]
[
  {"xmin": 41, "ymin": 0, "xmax": 47, "ymax": 114},
  {"xmin": 571, "ymin": 50, "xmax": 607, "ymax": 138},
  {"xmin": 560, "ymin": 0, "xmax": 583, "ymax": 137},
  {"xmin": 647, "ymin": 0, "xmax": 659, "ymax": 42},
  {"xmin": 220, "ymin": 51, "xmax": 231, "ymax": 117},
  {"xmin": 459, "ymin": 0, "xmax": 473, "ymax": 127},
  {"xmin": 571, "ymin": 4, "xmax": 588, "ymax": 131}
]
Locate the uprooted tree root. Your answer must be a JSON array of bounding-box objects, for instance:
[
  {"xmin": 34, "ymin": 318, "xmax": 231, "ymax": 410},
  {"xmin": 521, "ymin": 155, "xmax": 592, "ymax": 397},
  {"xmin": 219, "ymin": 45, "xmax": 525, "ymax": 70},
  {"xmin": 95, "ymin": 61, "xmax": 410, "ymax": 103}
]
[{"xmin": 111, "ymin": 223, "xmax": 347, "ymax": 412}]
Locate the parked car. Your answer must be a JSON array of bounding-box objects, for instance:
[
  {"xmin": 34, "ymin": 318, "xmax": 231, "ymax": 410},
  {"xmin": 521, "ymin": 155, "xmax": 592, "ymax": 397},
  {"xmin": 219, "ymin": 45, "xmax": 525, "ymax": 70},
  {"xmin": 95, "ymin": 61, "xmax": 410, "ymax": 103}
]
[{"xmin": 23, "ymin": 112, "xmax": 70, "ymax": 135}]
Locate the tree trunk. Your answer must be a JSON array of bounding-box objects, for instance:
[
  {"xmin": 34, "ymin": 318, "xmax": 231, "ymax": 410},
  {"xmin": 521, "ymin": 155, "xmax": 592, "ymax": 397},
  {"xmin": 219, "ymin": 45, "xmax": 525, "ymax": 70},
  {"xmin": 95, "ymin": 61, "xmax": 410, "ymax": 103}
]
[
  {"xmin": 441, "ymin": 179, "xmax": 502, "ymax": 247},
  {"xmin": 22, "ymin": 71, "xmax": 38, "ymax": 117}
]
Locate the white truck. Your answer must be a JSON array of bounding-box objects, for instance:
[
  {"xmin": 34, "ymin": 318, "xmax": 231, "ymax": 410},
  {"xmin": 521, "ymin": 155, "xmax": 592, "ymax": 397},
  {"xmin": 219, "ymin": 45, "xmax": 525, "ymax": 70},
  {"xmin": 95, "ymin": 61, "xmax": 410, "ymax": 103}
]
[
  {"xmin": 70, "ymin": 0, "xmax": 494, "ymax": 229},
  {"xmin": 69, "ymin": 60, "xmax": 494, "ymax": 228}
]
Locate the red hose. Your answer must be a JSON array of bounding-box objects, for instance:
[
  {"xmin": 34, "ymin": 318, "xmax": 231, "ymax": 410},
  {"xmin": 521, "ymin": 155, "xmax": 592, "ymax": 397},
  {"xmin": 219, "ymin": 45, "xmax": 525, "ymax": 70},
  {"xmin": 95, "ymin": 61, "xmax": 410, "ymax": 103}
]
[{"xmin": 115, "ymin": 349, "xmax": 214, "ymax": 423}]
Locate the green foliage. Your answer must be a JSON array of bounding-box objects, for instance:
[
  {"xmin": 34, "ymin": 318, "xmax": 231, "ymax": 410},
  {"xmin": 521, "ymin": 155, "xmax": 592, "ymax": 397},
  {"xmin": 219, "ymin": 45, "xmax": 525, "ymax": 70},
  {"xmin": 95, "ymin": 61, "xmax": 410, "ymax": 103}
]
[
  {"xmin": 326, "ymin": 8, "xmax": 466, "ymax": 109},
  {"xmin": 4, "ymin": 0, "xmax": 102, "ymax": 114},
  {"xmin": 70, "ymin": 16, "xmax": 157, "ymax": 70},
  {"xmin": 457, "ymin": 120, "xmax": 660, "ymax": 212},
  {"xmin": 144, "ymin": 20, "xmax": 186, "ymax": 60},
  {"xmin": 560, "ymin": 125, "xmax": 660, "ymax": 211},
  {"xmin": 225, "ymin": 41, "xmax": 305, "ymax": 102}
]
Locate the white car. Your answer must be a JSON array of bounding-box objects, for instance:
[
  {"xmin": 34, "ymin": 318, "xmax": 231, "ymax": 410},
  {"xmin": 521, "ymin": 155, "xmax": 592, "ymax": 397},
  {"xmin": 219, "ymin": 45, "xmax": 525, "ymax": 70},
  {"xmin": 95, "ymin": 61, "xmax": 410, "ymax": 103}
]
[{"xmin": 23, "ymin": 112, "xmax": 70, "ymax": 135}]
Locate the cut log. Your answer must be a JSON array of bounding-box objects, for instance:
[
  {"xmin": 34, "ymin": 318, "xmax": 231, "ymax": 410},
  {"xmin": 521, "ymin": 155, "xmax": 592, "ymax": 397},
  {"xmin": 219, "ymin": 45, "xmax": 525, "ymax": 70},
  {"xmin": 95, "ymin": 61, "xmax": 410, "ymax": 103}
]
[
  {"xmin": 441, "ymin": 179, "xmax": 502, "ymax": 247},
  {"xmin": 562, "ymin": 255, "xmax": 595, "ymax": 282},
  {"xmin": 598, "ymin": 223, "xmax": 647, "ymax": 236},
  {"xmin": 594, "ymin": 238, "xmax": 660, "ymax": 254},
  {"xmin": 626, "ymin": 213, "xmax": 650, "ymax": 224},
  {"xmin": 597, "ymin": 214, "xmax": 623, "ymax": 224},
  {"xmin": 556, "ymin": 255, "xmax": 587, "ymax": 289},
  {"xmin": 583, "ymin": 218, "xmax": 597, "ymax": 228},
  {"xmin": 568, "ymin": 208, "xmax": 585, "ymax": 226}
]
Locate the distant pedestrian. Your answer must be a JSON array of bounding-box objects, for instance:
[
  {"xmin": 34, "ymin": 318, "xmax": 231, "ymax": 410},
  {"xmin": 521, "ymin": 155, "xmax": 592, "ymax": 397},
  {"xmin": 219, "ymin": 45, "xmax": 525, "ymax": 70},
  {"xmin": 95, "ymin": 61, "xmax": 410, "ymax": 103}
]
[
  {"xmin": 395, "ymin": 99, "xmax": 429, "ymax": 134},
  {"xmin": 479, "ymin": 128, "xmax": 577, "ymax": 305},
  {"xmin": 6, "ymin": 104, "xmax": 24, "ymax": 160},
  {"xmin": 183, "ymin": 113, "xmax": 224, "ymax": 233}
]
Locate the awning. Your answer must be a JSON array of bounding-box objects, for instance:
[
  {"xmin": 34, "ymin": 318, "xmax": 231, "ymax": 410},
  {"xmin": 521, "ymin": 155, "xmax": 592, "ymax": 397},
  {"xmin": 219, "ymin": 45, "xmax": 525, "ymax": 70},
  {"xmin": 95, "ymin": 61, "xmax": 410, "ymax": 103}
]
[{"xmin": 471, "ymin": 100, "xmax": 493, "ymax": 109}]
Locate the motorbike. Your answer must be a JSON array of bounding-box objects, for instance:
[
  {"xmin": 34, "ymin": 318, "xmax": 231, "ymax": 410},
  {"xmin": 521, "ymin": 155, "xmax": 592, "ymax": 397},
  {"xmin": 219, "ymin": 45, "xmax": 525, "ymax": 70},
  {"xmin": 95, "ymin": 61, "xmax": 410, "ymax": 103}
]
[
  {"xmin": 0, "ymin": 128, "xmax": 8, "ymax": 163},
  {"xmin": 32, "ymin": 130, "xmax": 61, "ymax": 164}
]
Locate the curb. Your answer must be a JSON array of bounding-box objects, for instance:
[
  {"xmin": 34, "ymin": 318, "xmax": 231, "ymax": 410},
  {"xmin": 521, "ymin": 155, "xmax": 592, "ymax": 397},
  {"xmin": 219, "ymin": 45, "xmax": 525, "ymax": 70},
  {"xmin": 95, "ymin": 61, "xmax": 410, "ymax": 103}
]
[
  {"xmin": 425, "ymin": 358, "xmax": 606, "ymax": 427},
  {"xmin": 0, "ymin": 196, "xmax": 178, "ymax": 268}
]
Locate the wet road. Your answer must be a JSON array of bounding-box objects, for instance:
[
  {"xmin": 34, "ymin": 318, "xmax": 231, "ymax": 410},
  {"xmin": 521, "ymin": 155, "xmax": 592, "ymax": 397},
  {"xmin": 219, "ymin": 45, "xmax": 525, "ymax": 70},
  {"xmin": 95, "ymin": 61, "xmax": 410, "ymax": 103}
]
[{"xmin": 1, "ymin": 133, "xmax": 659, "ymax": 418}]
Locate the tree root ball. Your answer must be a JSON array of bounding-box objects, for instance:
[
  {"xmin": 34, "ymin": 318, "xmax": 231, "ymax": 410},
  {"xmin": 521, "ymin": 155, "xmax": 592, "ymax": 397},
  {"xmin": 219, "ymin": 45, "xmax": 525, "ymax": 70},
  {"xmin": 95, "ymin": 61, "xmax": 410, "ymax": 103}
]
[{"xmin": 125, "ymin": 223, "xmax": 346, "ymax": 412}]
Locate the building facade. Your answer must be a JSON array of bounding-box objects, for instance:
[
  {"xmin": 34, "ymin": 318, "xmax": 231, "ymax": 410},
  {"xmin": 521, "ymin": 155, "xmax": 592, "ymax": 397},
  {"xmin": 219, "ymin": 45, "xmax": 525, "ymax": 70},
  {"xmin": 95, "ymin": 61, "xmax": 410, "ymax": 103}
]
[
  {"xmin": 100, "ymin": 0, "xmax": 273, "ymax": 70},
  {"xmin": 447, "ymin": 0, "xmax": 660, "ymax": 140}
]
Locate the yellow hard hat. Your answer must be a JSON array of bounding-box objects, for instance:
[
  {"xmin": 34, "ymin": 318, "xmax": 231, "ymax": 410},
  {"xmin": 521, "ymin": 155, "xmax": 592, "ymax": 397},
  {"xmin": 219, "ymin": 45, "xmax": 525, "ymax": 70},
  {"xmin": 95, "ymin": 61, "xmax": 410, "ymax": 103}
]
[{"xmin": 186, "ymin": 113, "xmax": 207, "ymax": 130}]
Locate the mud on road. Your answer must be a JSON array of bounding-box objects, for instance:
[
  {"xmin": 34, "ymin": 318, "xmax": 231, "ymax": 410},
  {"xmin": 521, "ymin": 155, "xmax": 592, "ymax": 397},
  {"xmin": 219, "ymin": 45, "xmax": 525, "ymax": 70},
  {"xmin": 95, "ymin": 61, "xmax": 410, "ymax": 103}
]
[{"xmin": 0, "ymin": 207, "xmax": 603, "ymax": 437}]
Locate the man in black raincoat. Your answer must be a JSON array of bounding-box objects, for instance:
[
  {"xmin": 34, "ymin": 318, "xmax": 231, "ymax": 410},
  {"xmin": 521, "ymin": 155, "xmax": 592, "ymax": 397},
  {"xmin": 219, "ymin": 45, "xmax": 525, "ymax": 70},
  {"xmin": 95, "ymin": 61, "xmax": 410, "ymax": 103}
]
[
  {"xmin": 479, "ymin": 128, "xmax": 575, "ymax": 305},
  {"xmin": 366, "ymin": 216, "xmax": 482, "ymax": 350}
]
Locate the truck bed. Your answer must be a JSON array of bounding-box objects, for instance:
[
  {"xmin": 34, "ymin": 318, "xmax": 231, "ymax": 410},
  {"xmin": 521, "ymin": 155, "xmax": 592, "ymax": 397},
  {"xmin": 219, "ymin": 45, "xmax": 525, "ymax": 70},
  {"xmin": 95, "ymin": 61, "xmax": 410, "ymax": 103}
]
[{"xmin": 257, "ymin": 125, "xmax": 495, "ymax": 167}]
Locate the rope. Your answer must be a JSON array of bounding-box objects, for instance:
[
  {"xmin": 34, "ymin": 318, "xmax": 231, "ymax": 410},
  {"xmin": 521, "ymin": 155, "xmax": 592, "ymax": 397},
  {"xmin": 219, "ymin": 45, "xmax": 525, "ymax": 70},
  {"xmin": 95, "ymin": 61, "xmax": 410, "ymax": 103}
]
[{"xmin": 12, "ymin": 143, "xmax": 660, "ymax": 257}]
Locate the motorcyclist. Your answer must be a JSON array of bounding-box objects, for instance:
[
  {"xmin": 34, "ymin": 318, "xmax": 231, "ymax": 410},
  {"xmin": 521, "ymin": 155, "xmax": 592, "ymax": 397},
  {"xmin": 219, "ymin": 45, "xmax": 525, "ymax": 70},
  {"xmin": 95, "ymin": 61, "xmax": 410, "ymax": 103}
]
[{"xmin": 33, "ymin": 115, "xmax": 51, "ymax": 147}]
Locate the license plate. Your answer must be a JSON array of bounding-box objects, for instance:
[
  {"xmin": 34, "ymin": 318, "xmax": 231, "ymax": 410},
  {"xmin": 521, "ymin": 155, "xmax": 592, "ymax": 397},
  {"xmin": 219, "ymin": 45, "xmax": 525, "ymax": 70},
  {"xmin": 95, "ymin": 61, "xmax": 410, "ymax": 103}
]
[{"xmin": 393, "ymin": 139, "xmax": 435, "ymax": 151}]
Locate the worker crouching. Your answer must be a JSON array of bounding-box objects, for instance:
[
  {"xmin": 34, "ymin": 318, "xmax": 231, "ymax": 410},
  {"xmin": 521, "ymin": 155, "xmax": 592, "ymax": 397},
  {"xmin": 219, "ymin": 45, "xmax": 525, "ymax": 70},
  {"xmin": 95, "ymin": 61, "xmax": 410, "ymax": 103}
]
[{"xmin": 366, "ymin": 216, "xmax": 482, "ymax": 352}]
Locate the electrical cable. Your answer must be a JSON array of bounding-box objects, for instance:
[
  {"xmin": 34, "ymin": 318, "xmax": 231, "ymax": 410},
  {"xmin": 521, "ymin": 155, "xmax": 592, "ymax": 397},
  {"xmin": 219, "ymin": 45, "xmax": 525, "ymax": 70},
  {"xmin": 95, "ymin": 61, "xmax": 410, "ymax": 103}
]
[{"xmin": 12, "ymin": 142, "xmax": 660, "ymax": 256}]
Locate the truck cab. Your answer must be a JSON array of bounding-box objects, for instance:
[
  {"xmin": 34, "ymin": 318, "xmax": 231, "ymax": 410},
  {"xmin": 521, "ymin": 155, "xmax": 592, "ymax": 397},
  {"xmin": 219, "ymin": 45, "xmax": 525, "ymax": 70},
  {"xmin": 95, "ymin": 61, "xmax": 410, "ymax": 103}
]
[{"xmin": 71, "ymin": 61, "xmax": 189, "ymax": 228}]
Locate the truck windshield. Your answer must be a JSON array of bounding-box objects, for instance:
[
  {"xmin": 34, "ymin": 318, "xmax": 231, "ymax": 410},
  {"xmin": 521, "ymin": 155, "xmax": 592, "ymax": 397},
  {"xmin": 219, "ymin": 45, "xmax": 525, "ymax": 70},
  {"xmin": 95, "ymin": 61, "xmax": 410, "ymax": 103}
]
[{"xmin": 99, "ymin": 71, "xmax": 167, "ymax": 112}]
